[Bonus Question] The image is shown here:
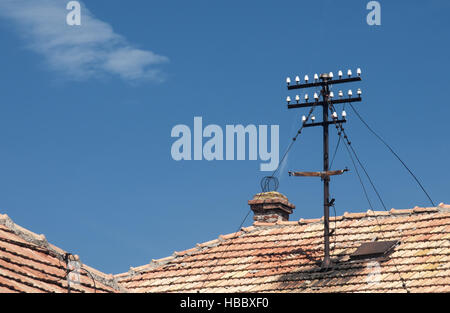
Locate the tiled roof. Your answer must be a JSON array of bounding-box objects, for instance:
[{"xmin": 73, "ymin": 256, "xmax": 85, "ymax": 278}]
[
  {"xmin": 0, "ymin": 213, "xmax": 123, "ymax": 293},
  {"xmin": 117, "ymin": 204, "xmax": 450, "ymax": 293}
]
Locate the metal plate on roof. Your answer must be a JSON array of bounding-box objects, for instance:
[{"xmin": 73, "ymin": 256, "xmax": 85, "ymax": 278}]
[{"xmin": 350, "ymin": 240, "xmax": 399, "ymax": 259}]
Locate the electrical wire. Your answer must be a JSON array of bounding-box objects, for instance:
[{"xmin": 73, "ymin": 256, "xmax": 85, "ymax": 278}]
[
  {"xmin": 348, "ymin": 103, "xmax": 435, "ymax": 207},
  {"xmin": 199, "ymin": 203, "xmax": 253, "ymax": 291},
  {"xmin": 80, "ymin": 267, "xmax": 97, "ymax": 294},
  {"xmin": 346, "ymin": 132, "xmax": 387, "ymax": 211},
  {"xmin": 330, "ymin": 120, "xmax": 377, "ymax": 254},
  {"xmin": 341, "ymin": 131, "xmax": 375, "ymax": 211},
  {"xmin": 337, "ymin": 126, "xmax": 409, "ymax": 292},
  {"xmin": 329, "ymin": 105, "xmax": 374, "ymax": 210},
  {"xmin": 63, "ymin": 252, "xmax": 98, "ymax": 293},
  {"xmin": 271, "ymin": 98, "xmax": 320, "ymax": 178},
  {"xmin": 200, "ymin": 98, "xmax": 321, "ymax": 290},
  {"xmin": 328, "ymin": 107, "xmax": 410, "ymax": 293},
  {"xmin": 329, "ymin": 134, "xmax": 341, "ymax": 170},
  {"xmin": 205, "ymin": 84, "xmax": 419, "ymax": 293},
  {"xmin": 329, "ymin": 104, "xmax": 387, "ymax": 211}
]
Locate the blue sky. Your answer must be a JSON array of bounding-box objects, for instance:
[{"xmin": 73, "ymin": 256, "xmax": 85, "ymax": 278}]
[{"xmin": 0, "ymin": 0, "xmax": 449, "ymax": 274}]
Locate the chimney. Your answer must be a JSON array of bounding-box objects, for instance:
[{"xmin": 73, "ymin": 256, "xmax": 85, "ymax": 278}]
[{"xmin": 248, "ymin": 191, "xmax": 295, "ymax": 223}]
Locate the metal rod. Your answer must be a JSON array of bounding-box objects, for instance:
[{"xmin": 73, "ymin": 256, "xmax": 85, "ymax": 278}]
[
  {"xmin": 288, "ymin": 97, "xmax": 361, "ymax": 109},
  {"xmin": 287, "ymin": 77, "xmax": 361, "ymax": 90},
  {"xmin": 303, "ymin": 119, "xmax": 347, "ymax": 128}
]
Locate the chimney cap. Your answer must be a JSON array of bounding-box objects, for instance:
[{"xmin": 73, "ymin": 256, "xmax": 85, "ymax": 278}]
[
  {"xmin": 250, "ymin": 191, "xmax": 288, "ymax": 201},
  {"xmin": 248, "ymin": 192, "xmax": 295, "ymax": 223}
]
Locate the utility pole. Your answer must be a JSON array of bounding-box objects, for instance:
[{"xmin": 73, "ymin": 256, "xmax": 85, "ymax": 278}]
[
  {"xmin": 322, "ymin": 79, "xmax": 331, "ymax": 268},
  {"xmin": 285, "ymin": 69, "xmax": 362, "ymax": 270}
]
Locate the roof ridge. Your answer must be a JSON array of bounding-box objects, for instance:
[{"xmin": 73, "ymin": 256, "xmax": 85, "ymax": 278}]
[
  {"xmin": 0, "ymin": 214, "xmax": 51, "ymax": 251},
  {"xmin": 253, "ymin": 205, "xmax": 447, "ymax": 227},
  {"xmin": 117, "ymin": 229, "xmax": 252, "ymax": 278},
  {"xmin": 115, "ymin": 204, "xmax": 450, "ymax": 279},
  {"xmin": 0, "ymin": 212, "xmax": 123, "ymax": 292}
]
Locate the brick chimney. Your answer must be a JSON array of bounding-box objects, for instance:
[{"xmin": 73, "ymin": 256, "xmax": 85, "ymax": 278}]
[{"xmin": 248, "ymin": 191, "xmax": 295, "ymax": 223}]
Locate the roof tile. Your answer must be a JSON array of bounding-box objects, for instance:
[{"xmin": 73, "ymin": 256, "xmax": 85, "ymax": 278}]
[
  {"xmin": 117, "ymin": 206, "xmax": 450, "ymax": 293},
  {"xmin": 0, "ymin": 213, "xmax": 121, "ymax": 293}
]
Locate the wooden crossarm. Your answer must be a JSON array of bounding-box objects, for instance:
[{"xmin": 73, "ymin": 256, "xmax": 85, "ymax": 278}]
[{"xmin": 289, "ymin": 168, "xmax": 349, "ymax": 178}]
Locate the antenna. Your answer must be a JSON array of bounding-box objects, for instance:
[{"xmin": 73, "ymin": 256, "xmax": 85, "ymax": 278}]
[{"xmin": 285, "ymin": 69, "xmax": 362, "ymax": 270}]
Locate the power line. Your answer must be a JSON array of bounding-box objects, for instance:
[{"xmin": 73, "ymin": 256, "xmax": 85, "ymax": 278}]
[
  {"xmin": 62, "ymin": 252, "xmax": 98, "ymax": 293},
  {"xmin": 201, "ymin": 100, "xmax": 323, "ymax": 290},
  {"xmin": 329, "ymin": 104, "xmax": 387, "ymax": 211},
  {"xmin": 338, "ymin": 127, "xmax": 375, "ymax": 211},
  {"xmin": 330, "ymin": 117, "xmax": 372, "ymax": 211},
  {"xmin": 201, "ymin": 95, "xmax": 325, "ymax": 290},
  {"xmin": 201, "ymin": 95, "xmax": 324, "ymax": 290},
  {"xmin": 271, "ymin": 100, "xmax": 320, "ymax": 178},
  {"xmin": 329, "ymin": 134, "xmax": 341, "ymax": 170},
  {"xmin": 330, "ymin": 116, "xmax": 409, "ymax": 293},
  {"xmin": 199, "ymin": 193, "xmax": 261, "ymax": 291},
  {"xmin": 349, "ymin": 103, "xmax": 435, "ymax": 207},
  {"xmin": 346, "ymin": 132, "xmax": 387, "ymax": 211},
  {"xmin": 80, "ymin": 267, "xmax": 97, "ymax": 293}
]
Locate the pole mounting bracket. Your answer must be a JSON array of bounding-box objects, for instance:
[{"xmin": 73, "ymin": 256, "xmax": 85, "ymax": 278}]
[{"xmin": 288, "ymin": 168, "xmax": 349, "ymax": 179}]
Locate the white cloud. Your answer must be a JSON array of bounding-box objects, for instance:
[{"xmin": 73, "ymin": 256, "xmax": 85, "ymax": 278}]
[{"xmin": 0, "ymin": 0, "xmax": 168, "ymax": 81}]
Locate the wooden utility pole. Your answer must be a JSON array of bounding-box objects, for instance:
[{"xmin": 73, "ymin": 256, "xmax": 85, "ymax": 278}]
[{"xmin": 285, "ymin": 70, "xmax": 362, "ymax": 269}]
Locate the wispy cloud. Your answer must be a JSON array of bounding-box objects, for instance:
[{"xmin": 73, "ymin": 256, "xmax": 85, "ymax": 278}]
[{"xmin": 0, "ymin": 0, "xmax": 168, "ymax": 81}]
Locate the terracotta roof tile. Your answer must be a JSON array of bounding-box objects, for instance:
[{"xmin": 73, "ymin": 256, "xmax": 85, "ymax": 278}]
[
  {"xmin": 0, "ymin": 213, "xmax": 122, "ymax": 293},
  {"xmin": 116, "ymin": 205, "xmax": 450, "ymax": 293},
  {"xmin": 4, "ymin": 204, "xmax": 449, "ymax": 293}
]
